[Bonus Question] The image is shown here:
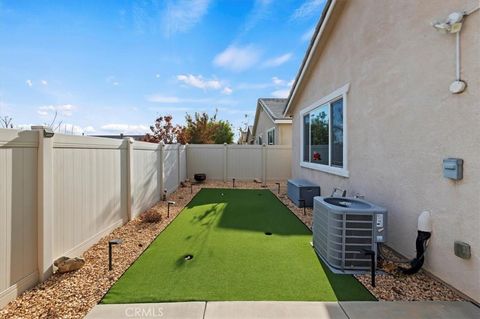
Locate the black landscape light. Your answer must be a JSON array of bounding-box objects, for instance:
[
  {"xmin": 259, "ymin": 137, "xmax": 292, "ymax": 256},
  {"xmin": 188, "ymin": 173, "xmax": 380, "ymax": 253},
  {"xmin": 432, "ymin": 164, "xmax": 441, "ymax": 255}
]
[
  {"xmin": 275, "ymin": 182, "xmax": 281, "ymax": 195},
  {"xmin": 167, "ymin": 201, "xmax": 176, "ymax": 218},
  {"xmin": 190, "ymin": 183, "xmax": 194, "ymax": 194},
  {"xmin": 232, "ymin": 178, "xmax": 236, "ymax": 188},
  {"xmin": 299, "ymin": 199, "xmax": 306, "ymax": 216},
  {"xmin": 163, "ymin": 189, "xmax": 167, "ymax": 201},
  {"xmin": 361, "ymin": 249, "xmax": 376, "ymax": 287},
  {"xmin": 108, "ymin": 239, "xmax": 123, "ymax": 271}
]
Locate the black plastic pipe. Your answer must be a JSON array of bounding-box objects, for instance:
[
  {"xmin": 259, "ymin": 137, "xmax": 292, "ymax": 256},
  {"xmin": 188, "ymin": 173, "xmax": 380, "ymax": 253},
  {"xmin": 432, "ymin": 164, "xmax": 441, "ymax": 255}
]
[
  {"xmin": 402, "ymin": 231, "xmax": 431, "ymax": 275},
  {"xmin": 361, "ymin": 248, "xmax": 376, "ymax": 287}
]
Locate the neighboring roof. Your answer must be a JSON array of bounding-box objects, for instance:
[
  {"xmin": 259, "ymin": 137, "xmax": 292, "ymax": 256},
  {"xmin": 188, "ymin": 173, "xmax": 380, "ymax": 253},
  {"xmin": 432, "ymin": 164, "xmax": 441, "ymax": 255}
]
[
  {"xmin": 258, "ymin": 98, "xmax": 291, "ymax": 121},
  {"xmin": 252, "ymin": 98, "xmax": 291, "ymax": 138},
  {"xmin": 283, "ymin": 0, "xmax": 334, "ymax": 116}
]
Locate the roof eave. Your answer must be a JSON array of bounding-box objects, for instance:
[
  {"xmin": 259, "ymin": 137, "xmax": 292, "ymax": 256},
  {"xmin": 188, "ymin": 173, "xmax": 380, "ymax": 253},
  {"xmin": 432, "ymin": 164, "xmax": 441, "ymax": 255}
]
[{"xmin": 283, "ymin": 0, "xmax": 336, "ymax": 116}]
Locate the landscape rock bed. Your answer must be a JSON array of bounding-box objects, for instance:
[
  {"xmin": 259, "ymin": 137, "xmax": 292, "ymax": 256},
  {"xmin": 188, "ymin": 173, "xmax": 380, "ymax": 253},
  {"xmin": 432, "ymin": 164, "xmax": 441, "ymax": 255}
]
[
  {"xmin": 0, "ymin": 180, "xmax": 466, "ymax": 318},
  {"xmin": 0, "ymin": 185, "xmax": 200, "ymax": 319},
  {"xmin": 271, "ymin": 184, "xmax": 466, "ymax": 302}
]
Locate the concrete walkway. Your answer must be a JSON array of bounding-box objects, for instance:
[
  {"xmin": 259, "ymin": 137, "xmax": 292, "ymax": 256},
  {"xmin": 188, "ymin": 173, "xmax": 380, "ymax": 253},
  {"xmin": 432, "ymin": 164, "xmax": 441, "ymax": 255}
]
[{"xmin": 85, "ymin": 301, "xmax": 479, "ymax": 319}]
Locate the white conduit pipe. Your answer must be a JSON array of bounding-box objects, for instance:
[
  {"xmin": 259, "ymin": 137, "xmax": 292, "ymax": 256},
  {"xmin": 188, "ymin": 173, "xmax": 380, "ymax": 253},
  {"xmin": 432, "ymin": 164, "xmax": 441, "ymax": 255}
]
[{"xmin": 456, "ymin": 31, "xmax": 460, "ymax": 80}]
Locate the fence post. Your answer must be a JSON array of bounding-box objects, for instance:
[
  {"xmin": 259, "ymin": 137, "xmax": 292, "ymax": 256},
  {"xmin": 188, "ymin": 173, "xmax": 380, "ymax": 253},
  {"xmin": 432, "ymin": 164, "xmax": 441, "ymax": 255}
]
[
  {"xmin": 262, "ymin": 143, "xmax": 267, "ymax": 186},
  {"xmin": 223, "ymin": 143, "xmax": 228, "ymax": 182},
  {"xmin": 159, "ymin": 142, "xmax": 165, "ymax": 196},
  {"xmin": 125, "ymin": 137, "xmax": 134, "ymax": 220},
  {"xmin": 185, "ymin": 143, "xmax": 189, "ymax": 181},
  {"xmin": 177, "ymin": 144, "xmax": 181, "ymax": 187},
  {"xmin": 32, "ymin": 125, "xmax": 55, "ymax": 282}
]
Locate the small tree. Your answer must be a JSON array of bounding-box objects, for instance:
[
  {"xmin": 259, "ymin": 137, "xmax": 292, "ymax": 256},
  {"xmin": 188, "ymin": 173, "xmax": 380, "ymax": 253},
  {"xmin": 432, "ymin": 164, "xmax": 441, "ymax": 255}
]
[
  {"xmin": 184, "ymin": 110, "xmax": 234, "ymax": 144},
  {"xmin": 213, "ymin": 120, "xmax": 234, "ymax": 144},
  {"xmin": 142, "ymin": 115, "xmax": 187, "ymax": 144}
]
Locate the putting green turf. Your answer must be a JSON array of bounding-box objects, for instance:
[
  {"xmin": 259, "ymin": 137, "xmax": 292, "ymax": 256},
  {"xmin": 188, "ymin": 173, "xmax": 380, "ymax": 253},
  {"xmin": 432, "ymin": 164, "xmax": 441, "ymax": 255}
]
[{"xmin": 102, "ymin": 189, "xmax": 375, "ymax": 303}]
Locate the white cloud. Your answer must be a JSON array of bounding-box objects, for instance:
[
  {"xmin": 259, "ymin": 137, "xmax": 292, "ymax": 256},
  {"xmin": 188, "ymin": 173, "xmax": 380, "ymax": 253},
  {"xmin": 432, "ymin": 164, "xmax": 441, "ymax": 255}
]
[
  {"xmin": 146, "ymin": 94, "xmax": 238, "ymax": 106},
  {"xmin": 37, "ymin": 104, "xmax": 76, "ymax": 117},
  {"xmin": 177, "ymin": 74, "xmax": 222, "ymax": 90},
  {"xmin": 83, "ymin": 126, "xmax": 96, "ymax": 133},
  {"xmin": 270, "ymin": 76, "xmax": 294, "ymax": 98},
  {"xmin": 55, "ymin": 123, "xmax": 94, "ymax": 135},
  {"xmin": 301, "ymin": 26, "xmax": 315, "ymax": 42},
  {"xmin": 100, "ymin": 124, "xmax": 149, "ymax": 135},
  {"xmin": 20, "ymin": 123, "xmax": 95, "ymax": 135},
  {"xmin": 222, "ymin": 87, "xmax": 233, "ymax": 95},
  {"xmin": 236, "ymin": 82, "xmax": 272, "ymax": 90},
  {"xmin": 41, "ymin": 80, "xmax": 48, "ymax": 86},
  {"xmin": 272, "ymin": 76, "xmax": 286, "ymax": 86},
  {"xmin": 106, "ymin": 75, "xmax": 119, "ymax": 86},
  {"xmin": 291, "ymin": 0, "xmax": 326, "ymax": 20},
  {"xmin": 213, "ymin": 45, "xmax": 261, "ymax": 72},
  {"xmin": 147, "ymin": 95, "xmax": 181, "ymax": 103},
  {"xmin": 162, "ymin": 0, "xmax": 211, "ymax": 37},
  {"xmin": 271, "ymin": 89, "xmax": 291, "ymax": 98},
  {"xmin": 26, "ymin": 80, "xmax": 33, "ymax": 87},
  {"xmin": 262, "ymin": 53, "xmax": 292, "ymax": 68},
  {"xmin": 241, "ymin": 0, "xmax": 274, "ymax": 33}
]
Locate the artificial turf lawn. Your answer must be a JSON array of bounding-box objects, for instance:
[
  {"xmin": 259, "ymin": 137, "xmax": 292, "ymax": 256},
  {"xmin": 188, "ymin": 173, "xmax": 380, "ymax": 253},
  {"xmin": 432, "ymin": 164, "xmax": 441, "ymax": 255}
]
[{"xmin": 102, "ymin": 188, "xmax": 375, "ymax": 303}]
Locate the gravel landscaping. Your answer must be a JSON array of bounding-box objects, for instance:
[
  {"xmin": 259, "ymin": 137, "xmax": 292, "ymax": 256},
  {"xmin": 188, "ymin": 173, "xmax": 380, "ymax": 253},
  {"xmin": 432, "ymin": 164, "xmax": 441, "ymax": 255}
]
[{"xmin": 0, "ymin": 180, "xmax": 466, "ymax": 319}]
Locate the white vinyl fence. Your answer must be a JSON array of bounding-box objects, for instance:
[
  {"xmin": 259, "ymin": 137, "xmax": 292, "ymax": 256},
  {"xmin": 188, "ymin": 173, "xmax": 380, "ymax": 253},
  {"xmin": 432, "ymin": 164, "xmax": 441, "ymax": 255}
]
[
  {"xmin": 0, "ymin": 128, "xmax": 290, "ymax": 307},
  {"xmin": 187, "ymin": 144, "xmax": 291, "ymax": 182}
]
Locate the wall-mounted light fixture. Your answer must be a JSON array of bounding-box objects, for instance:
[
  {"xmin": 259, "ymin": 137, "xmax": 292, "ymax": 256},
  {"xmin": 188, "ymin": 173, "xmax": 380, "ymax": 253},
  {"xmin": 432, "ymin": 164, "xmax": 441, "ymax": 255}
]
[{"xmin": 432, "ymin": 7, "xmax": 479, "ymax": 94}]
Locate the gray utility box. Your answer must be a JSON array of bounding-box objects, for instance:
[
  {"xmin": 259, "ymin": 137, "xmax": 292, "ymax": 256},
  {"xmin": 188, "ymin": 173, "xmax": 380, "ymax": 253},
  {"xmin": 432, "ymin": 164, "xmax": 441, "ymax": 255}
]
[
  {"xmin": 287, "ymin": 179, "xmax": 320, "ymax": 208},
  {"xmin": 443, "ymin": 158, "xmax": 463, "ymax": 180}
]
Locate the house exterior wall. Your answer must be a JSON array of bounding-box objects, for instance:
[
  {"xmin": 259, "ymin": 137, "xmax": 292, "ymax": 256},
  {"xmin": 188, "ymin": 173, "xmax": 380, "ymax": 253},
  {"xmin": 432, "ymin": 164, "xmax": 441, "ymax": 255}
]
[
  {"xmin": 254, "ymin": 107, "xmax": 275, "ymax": 144},
  {"xmin": 254, "ymin": 108, "xmax": 292, "ymax": 145},
  {"xmin": 288, "ymin": 0, "xmax": 480, "ymax": 301},
  {"xmin": 277, "ymin": 123, "xmax": 292, "ymax": 145}
]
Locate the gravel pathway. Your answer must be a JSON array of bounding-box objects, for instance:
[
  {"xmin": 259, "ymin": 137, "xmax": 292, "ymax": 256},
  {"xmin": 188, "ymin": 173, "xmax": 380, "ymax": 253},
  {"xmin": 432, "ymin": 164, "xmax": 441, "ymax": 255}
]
[{"xmin": 0, "ymin": 180, "xmax": 466, "ymax": 319}]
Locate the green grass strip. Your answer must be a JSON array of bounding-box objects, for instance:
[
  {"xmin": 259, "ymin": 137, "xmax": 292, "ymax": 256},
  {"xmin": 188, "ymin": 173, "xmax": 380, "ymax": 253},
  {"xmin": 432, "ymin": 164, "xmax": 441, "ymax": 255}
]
[{"xmin": 102, "ymin": 188, "xmax": 375, "ymax": 303}]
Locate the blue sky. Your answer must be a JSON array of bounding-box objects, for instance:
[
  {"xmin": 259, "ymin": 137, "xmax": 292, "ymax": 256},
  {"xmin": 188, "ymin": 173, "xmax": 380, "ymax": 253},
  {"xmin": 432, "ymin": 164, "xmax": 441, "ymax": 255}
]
[{"xmin": 0, "ymin": 0, "xmax": 325, "ymax": 136}]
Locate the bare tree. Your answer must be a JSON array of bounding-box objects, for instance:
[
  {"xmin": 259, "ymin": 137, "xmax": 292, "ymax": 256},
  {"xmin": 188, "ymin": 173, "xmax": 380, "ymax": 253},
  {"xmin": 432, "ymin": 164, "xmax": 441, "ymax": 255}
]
[
  {"xmin": 0, "ymin": 116, "xmax": 14, "ymax": 128},
  {"xmin": 42, "ymin": 110, "xmax": 64, "ymax": 132}
]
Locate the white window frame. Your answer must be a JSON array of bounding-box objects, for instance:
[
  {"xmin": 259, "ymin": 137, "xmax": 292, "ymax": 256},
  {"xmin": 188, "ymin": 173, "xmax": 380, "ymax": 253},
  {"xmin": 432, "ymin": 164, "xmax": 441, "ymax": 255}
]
[
  {"xmin": 299, "ymin": 83, "xmax": 349, "ymax": 177},
  {"xmin": 266, "ymin": 127, "xmax": 275, "ymax": 145}
]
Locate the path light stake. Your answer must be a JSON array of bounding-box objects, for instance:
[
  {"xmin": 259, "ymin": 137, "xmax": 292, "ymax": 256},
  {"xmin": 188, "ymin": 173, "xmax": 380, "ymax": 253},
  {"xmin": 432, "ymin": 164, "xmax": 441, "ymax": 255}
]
[
  {"xmin": 275, "ymin": 182, "xmax": 281, "ymax": 195},
  {"xmin": 108, "ymin": 239, "xmax": 123, "ymax": 271},
  {"xmin": 167, "ymin": 201, "xmax": 175, "ymax": 218},
  {"xmin": 299, "ymin": 199, "xmax": 306, "ymax": 216},
  {"xmin": 163, "ymin": 189, "xmax": 167, "ymax": 201},
  {"xmin": 190, "ymin": 183, "xmax": 193, "ymax": 194},
  {"xmin": 232, "ymin": 178, "xmax": 236, "ymax": 188},
  {"xmin": 361, "ymin": 249, "xmax": 376, "ymax": 287}
]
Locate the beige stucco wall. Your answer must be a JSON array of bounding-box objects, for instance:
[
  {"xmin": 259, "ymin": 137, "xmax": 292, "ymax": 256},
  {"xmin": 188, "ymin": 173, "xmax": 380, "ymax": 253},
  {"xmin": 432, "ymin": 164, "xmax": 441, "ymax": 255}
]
[
  {"xmin": 277, "ymin": 123, "xmax": 292, "ymax": 145},
  {"xmin": 288, "ymin": 0, "xmax": 480, "ymax": 301},
  {"xmin": 254, "ymin": 108, "xmax": 292, "ymax": 145},
  {"xmin": 254, "ymin": 107, "xmax": 275, "ymax": 144}
]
